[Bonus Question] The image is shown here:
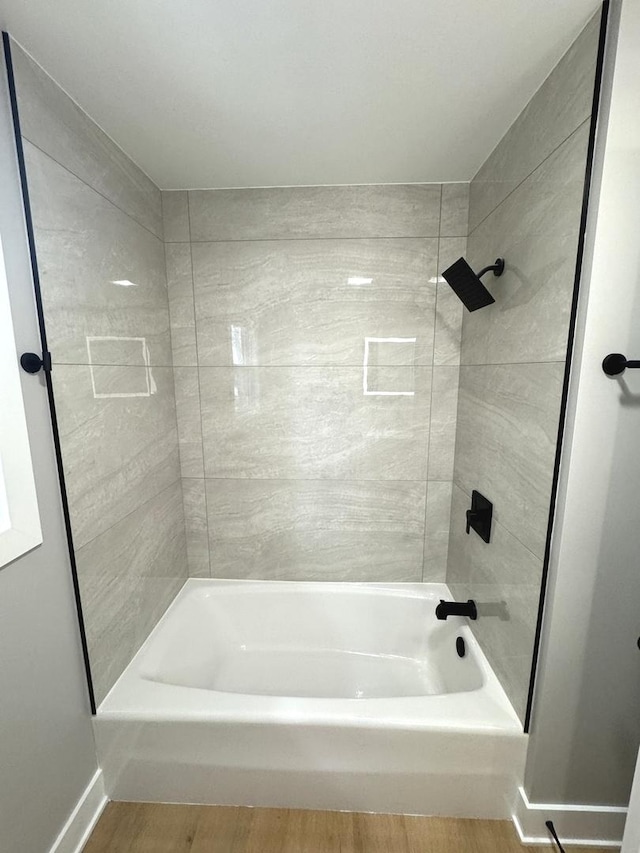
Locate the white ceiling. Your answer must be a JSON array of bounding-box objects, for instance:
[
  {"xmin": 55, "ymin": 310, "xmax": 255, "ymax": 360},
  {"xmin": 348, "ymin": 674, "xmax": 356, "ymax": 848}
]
[{"xmin": 0, "ymin": 0, "xmax": 600, "ymax": 189}]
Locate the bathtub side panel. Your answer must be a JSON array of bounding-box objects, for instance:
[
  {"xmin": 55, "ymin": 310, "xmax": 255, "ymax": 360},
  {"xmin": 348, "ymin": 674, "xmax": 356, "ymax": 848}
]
[{"xmin": 94, "ymin": 717, "xmax": 527, "ymax": 818}]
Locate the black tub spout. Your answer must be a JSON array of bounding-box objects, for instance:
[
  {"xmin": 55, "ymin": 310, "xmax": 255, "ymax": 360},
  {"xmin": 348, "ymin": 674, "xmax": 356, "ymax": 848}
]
[{"xmin": 435, "ymin": 599, "xmax": 478, "ymax": 621}]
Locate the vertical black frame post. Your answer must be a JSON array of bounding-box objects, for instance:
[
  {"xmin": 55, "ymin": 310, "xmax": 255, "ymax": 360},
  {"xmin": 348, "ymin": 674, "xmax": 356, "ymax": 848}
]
[
  {"xmin": 2, "ymin": 32, "xmax": 96, "ymax": 714},
  {"xmin": 524, "ymin": 0, "xmax": 611, "ymax": 732}
]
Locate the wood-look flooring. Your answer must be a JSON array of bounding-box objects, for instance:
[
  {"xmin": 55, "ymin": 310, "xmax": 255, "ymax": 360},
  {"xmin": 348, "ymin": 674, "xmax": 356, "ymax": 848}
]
[{"xmin": 83, "ymin": 803, "xmax": 599, "ymax": 852}]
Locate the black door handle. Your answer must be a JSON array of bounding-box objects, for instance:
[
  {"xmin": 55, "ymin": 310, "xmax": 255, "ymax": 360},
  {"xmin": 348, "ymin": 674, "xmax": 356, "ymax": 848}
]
[
  {"xmin": 20, "ymin": 351, "xmax": 51, "ymax": 374},
  {"xmin": 602, "ymin": 353, "xmax": 640, "ymax": 376}
]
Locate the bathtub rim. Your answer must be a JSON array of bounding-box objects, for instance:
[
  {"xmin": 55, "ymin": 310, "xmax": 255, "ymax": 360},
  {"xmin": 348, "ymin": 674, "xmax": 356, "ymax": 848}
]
[{"xmin": 98, "ymin": 578, "xmax": 524, "ymax": 734}]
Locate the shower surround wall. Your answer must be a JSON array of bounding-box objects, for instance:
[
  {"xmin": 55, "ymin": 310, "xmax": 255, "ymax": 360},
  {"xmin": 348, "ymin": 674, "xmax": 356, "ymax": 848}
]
[
  {"xmin": 11, "ymin": 44, "xmax": 188, "ymax": 705},
  {"xmin": 163, "ymin": 184, "xmax": 468, "ymax": 582},
  {"xmin": 447, "ymin": 13, "xmax": 600, "ymax": 722}
]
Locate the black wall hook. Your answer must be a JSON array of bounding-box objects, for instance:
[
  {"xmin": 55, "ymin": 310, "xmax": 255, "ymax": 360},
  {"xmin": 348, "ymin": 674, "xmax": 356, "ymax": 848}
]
[{"xmin": 602, "ymin": 353, "xmax": 640, "ymax": 376}]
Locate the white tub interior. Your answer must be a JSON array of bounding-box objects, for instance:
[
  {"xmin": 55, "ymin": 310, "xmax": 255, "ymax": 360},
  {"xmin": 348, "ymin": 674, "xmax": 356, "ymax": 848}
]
[{"xmin": 139, "ymin": 582, "xmax": 484, "ymax": 699}]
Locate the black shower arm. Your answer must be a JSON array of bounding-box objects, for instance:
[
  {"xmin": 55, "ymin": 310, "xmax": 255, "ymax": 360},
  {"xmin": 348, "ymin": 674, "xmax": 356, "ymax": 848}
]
[{"xmin": 476, "ymin": 258, "xmax": 505, "ymax": 279}]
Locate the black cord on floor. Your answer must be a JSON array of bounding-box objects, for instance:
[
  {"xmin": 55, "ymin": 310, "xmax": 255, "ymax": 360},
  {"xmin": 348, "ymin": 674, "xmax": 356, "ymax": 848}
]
[{"xmin": 545, "ymin": 820, "xmax": 566, "ymax": 853}]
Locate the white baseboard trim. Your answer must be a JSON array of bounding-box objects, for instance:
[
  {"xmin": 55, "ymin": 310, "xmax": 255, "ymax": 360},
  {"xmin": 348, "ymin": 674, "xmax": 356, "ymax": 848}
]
[
  {"xmin": 49, "ymin": 769, "xmax": 107, "ymax": 853},
  {"xmin": 512, "ymin": 786, "xmax": 627, "ymax": 848}
]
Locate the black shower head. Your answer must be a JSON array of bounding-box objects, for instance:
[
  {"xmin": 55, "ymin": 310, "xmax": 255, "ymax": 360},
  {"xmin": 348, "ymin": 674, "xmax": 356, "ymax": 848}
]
[{"xmin": 441, "ymin": 256, "xmax": 505, "ymax": 312}]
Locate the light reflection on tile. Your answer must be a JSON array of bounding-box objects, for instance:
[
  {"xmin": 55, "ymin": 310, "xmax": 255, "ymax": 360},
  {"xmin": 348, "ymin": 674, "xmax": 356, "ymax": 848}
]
[
  {"xmin": 363, "ymin": 340, "xmax": 418, "ymax": 395},
  {"xmin": 205, "ymin": 479, "xmax": 425, "ymax": 581},
  {"xmin": 88, "ymin": 363, "xmax": 155, "ymax": 399},
  {"xmin": 86, "ymin": 336, "xmax": 156, "ymax": 398}
]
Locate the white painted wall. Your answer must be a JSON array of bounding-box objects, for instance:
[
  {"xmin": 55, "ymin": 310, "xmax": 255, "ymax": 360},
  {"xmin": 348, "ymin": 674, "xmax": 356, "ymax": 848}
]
[
  {"xmin": 0, "ymin": 38, "xmax": 99, "ymax": 853},
  {"xmin": 0, "ymin": 233, "xmax": 43, "ymax": 564},
  {"xmin": 525, "ymin": 0, "xmax": 640, "ymax": 809}
]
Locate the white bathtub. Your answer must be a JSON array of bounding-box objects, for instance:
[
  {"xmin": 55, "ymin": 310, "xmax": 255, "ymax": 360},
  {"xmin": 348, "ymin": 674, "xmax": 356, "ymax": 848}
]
[{"xmin": 94, "ymin": 580, "xmax": 527, "ymax": 818}]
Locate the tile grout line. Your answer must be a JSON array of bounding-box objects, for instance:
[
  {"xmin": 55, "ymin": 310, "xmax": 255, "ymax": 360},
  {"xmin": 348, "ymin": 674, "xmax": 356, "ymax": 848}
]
[
  {"xmin": 51, "ymin": 359, "xmax": 565, "ymax": 368},
  {"xmin": 177, "ymin": 476, "xmax": 435, "ymax": 483},
  {"xmin": 468, "ymin": 116, "xmax": 592, "ymax": 236},
  {"xmin": 421, "ymin": 184, "xmax": 444, "ymax": 582},
  {"xmin": 170, "ymin": 234, "xmax": 461, "ymax": 244},
  {"xmin": 22, "ymin": 135, "xmax": 164, "ymax": 243},
  {"xmin": 437, "ymin": 221, "xmax": 466, "ymax": 586},
  {"xmin": 445, "ymin": 224, "xmax": 467, "ymax": 584},
  {"xmin": 162, "ymin": 195, "xmax": 189, "ymax": 585},
  {"xmin": 186, "ymin": 192, "xmax": 213, "ymax": 579},
  {"xmin": 459, "ymin": 360, "xmax": 565, "ymax": 368}
]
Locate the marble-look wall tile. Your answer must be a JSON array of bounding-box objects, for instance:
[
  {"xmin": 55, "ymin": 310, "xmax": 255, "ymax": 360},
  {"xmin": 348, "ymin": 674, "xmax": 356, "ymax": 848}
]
[
  {"xmin": 12, "ymin": 43, "xmax": 162, "ymax": 238},
  {"xmin": 427, "ymin": 367, "xmax": 459, "ymax": 481},
  {"xmin": 188, "ymin": 184, "xmax": 442, "ymax": 241},
  {"xmin": 162, "ymin": 191, "xmax": 190, "ymax": 242},
  {"xmin": 76, "ymin": 482, "xmax": 187, "ymax": 704},
  {"xmin": 468, "ymin": 12, "xmax": 599, "ymax": 231},
  {"xmin": 205, "ymin": 479, "xmax": 425, "ymax": 581},
  {"xmin": 446, "ymin": 17, "xmax": 598, "ymax": 722},
  {"xmin": 434, "ymin": 238, "xmax": 466, "ymax": 366},
  {"xmin": 173, "ymin": 368, "xmax": 204, "ymax": 478},
  {"xmin": 191, "ymin": 239, "xmax": 438, "ymax": 366},
  {"xmin": 423, "ymin": 481, "xmax": 452, "ymax": 582},
  {"xmin": 491, "ymin": 656, "xmax": 533, "ymax": 724},
  {"xmin": 53, "ymin": 365, "xmax": 181, "ymax": 550},
  {"xmin": 440, "ymin": 184, "xmax": 469, "ymax": 236},
  {"xmin": 25, "ymin": 142, "xmax": 171, "ymax": 367},
  {"xmin": 159, "ymin": 184, "xmax": 464, "ymax": 583},
  {"xmin": 182, "ymin": 479, "xmax": 210, "ymax": 578},
  {"xmin": 200, "ymin": 366, "xmax": 431, "ymax": 480},
  {"xmin": 448, "ymin": 483, "xmax": 542, "ymax": 723},
  {"xmin": 165, "ymin": 243, "xmax": 197, "ymax": 366},
  {"xmin": 438, "ymin": 236, "xmax": 468, "ymax": 273},
  {"xmin": 448, "ymin": 484, "xmax": 542, "ymax": 640},
  {"xmin": 463, "ymin": 123, "xmax": 589, "ymax": 366},
  {"xmin": 454, "ymin": 363, "xmax": 563, "ymax": 559}
]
